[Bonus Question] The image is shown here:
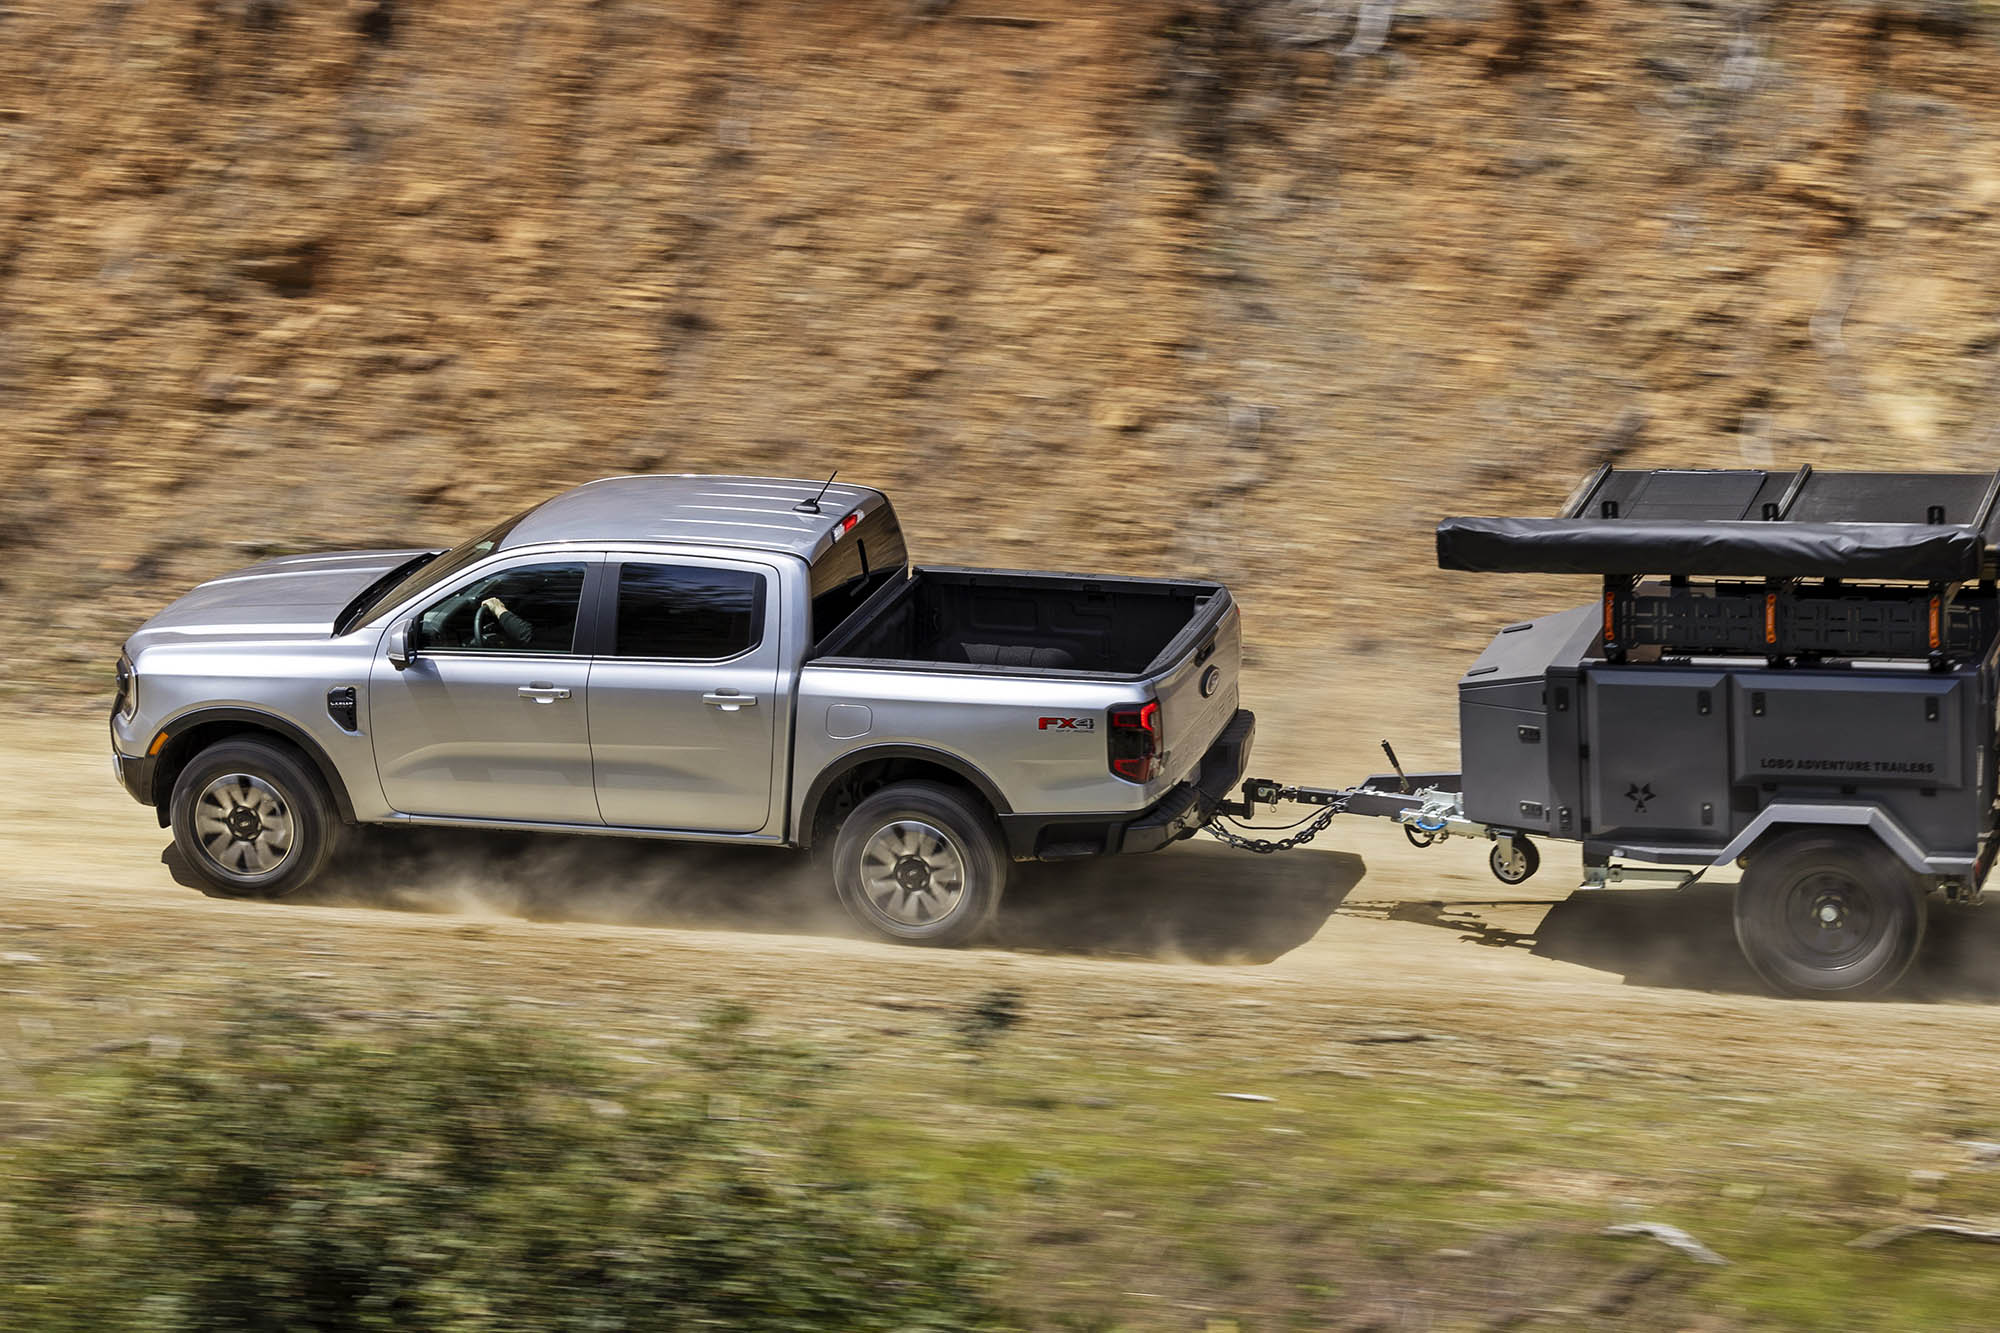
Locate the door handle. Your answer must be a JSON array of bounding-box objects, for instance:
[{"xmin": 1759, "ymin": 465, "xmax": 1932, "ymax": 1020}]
[
  {"xmin": 703, "ymin": 690, "xmax": 758, "ymax": 711},
  {"xmin": 518, "ymin": 683, "xmax": 572, "ymax": 703}
]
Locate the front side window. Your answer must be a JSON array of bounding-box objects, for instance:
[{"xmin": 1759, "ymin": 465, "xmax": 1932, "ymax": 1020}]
[
  {"xmin": 416, "ymin": 562, "xmax": 588, "ymax": 654},
  {"xmin": 614, "ymin": 563, "xmax": 765, "ymax": 659}
]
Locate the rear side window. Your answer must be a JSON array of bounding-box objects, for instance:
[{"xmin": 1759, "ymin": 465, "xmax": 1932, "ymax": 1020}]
[
  {"xmin": 810, "ymin": 503, "xmax": 910, "ymax": 643},
  {"xmin": 613, "ymin": 564, "xmax": 766, "ymax": 659}
]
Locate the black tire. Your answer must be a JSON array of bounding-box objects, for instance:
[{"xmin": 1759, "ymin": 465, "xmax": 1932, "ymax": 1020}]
[
  {"xmin": 1734, "ymin": 829, "xmax": 1926, "ymax": 999},
  {"xmin": 169, "ymin": 737, "xmax": 340, "ymax": 900},
  {"xmin": 831, "ymin": 781, "xmax": 1007, "ymax": 946},
  {"xmin": 1489, "ymin": 835, "xmax": 1540, "ymax": 885}
]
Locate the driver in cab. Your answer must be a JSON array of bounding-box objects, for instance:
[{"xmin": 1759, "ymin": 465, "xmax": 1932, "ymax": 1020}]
[
  {"xmin": 420, "ymin": 587, "xmax": 537, "ymax": 649},
  {"xmin": 478, "ymin": 596, "xmax": 534, "ymax": 647}
]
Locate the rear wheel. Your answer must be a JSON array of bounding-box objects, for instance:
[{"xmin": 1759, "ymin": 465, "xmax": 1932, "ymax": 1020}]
[
  {"xmin": 1734, "ymin": 829, "xmax": 1926, "ymax": 999},
  {"xmin": 169, "ymin": 738, "xmax": 339, "ymax": 900},
  {"xmin": 832, "ymin": 782, "xmax": 1007, "ymax": 946}
]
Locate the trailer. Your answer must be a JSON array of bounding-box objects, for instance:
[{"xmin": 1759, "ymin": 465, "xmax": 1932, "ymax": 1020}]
[{"xmin": 1212, "ymin": 466, "xmax": 2000, "ymax": 998}]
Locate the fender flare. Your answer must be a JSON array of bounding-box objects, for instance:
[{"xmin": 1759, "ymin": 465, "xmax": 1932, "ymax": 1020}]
[
  {"xmin": 1714, "ymin": 802, "xmax": 1970, "ymax": 877},
  {"xmin": 796, "ymin": 744, "xmax": 1012, "ymax": 849},
  {"xmin": 151, "ymin": 706, "xmax": 360, "ymax": 824}
]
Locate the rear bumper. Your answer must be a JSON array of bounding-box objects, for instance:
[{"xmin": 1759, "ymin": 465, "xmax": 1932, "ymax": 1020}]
[{"xmin": 999, "ymin": 709, "xmax": 1255, "ymax": 861}]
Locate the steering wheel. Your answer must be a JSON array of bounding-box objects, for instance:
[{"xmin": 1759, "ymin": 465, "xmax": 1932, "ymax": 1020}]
[{"xmin": 472, "ymin": 598, "xmax": 498, "ymax": 648}]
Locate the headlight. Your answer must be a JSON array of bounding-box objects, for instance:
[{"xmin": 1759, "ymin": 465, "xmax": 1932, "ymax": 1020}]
[{"xmin": 115, "ymin": 654, "xmax": 136, "ymax": 720}]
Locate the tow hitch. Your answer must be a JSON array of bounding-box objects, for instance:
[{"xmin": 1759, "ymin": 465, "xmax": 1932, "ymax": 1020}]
[{"xmin": 1207, "ymin": 740, "xmax": 1540, "ymax": 884}]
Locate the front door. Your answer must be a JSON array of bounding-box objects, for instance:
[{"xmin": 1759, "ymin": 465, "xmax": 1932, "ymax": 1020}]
[
  {"xmin": 588, "ymin": 557, "xmax": 781, "ymax": 832},
  {"xmin": 369, "ymin": 556, "xmax": 603, "ymax": 823}
]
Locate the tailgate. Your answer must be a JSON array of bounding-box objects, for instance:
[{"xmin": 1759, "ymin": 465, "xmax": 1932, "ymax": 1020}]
[{"xmin": 1148, "ymin": 596, "xmax": 1242, "ymax": 788}]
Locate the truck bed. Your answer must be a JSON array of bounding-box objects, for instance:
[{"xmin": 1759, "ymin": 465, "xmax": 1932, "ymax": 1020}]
[
  {"xmin": 814, "ymin": 567, "xmax": 1228, "ymax": 678},
  {"xmin": 796, "ymin": 565, "xmax": 1246, "ymax": 844}
]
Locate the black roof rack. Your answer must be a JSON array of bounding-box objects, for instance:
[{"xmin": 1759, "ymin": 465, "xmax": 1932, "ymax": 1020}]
[
  {"xmin": 1438, "ymin": 467, "xmax": 2000, "ymax": 582},
  {"xmin": 1560, "ymin": 465, "xmax": 2000, "ymax": 533}
]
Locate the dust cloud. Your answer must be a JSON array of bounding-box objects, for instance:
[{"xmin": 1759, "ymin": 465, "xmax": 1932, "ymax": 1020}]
[{"xmin": 165, "ymin": 830, "xmax": 1362, "ymax": 966}]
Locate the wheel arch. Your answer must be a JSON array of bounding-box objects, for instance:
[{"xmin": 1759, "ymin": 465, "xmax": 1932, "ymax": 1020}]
[
  {"xmin": 797, "ymin": 745, "xmax": 1010, "ymax": 851},
  {"xmin": 1716, "ymin": 803, "xmax": 1948, "ymax": 878},
  {"xmin": 150, "ymin": 708, "xmax": 358, "ymax": 827}
]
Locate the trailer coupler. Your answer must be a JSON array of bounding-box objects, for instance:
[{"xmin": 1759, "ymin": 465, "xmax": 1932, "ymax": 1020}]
[{"xmin": 1207, "ymin": 742, "xmax": 1541, "ymax": 883}]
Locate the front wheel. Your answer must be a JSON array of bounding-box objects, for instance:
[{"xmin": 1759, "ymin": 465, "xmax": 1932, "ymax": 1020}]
[
  {"xmin": 169, "ymin": 737, "xmax": 340, "ymax": 900},
  {"xmin": 831, "ymin": 781, "xmax": 1007, "ymax": 946},
  {"xmin": 1734, "ymin": 830, "xmax": 1926, "ymax": 999}
]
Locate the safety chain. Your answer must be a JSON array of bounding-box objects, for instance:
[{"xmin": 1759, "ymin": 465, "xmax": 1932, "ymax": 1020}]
[{"xmin": 1203, "ymin": 800, "xmax": 1347, "ymax": 854}]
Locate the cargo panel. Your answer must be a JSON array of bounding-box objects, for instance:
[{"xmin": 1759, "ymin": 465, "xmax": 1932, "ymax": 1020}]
[
  {"xmin": 1584, "ymin": 670, "xmax": 1731, "ymax": 841},
  {"xmin": 1729, "ymin": 674, "xmax": 1964, "ymax": 790}
]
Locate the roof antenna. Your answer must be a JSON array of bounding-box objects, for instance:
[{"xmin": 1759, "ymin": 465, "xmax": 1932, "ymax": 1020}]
[{"xmin": 794, "ymin": 470, "xmax": 838, "ymax": 515}]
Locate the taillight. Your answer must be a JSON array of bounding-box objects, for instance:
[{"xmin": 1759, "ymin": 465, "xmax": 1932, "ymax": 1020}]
[{"xmin": 1108, "ymin": 700, "xmax": 1161, "ymax": 783}]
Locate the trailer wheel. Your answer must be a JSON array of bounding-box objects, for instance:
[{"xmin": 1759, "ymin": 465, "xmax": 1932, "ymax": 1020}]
[
  {"xmin": 1489, "ymin": 836, "xmax": 1540, "ymax": 885},
  {"xmin": 1734, "ymin": 830, "xmax": 1926, "ymax": 999},
  {"xmin": 832, "ymin": 781, "xmax": 1007, "ymax": 947}
]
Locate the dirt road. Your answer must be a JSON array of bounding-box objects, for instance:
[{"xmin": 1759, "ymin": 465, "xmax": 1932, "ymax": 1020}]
[
  {"xmin": 8, "ymin": 711, "xmax": 2000, "ymax": 1095},
  {"xmin": 16, "ymin": 710, "xmax": 2000, "ymax": 1327}
]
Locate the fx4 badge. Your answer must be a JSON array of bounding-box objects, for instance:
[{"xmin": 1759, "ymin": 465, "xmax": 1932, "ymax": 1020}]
[{"xmin": 1038, "ymin": 716, "xmax": 1095, "ymax": 732}]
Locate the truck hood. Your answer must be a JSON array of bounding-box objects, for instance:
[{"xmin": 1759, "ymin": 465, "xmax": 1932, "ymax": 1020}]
[{"xmin": 128, "ymin": 549, "xmax": 439, "ymax": 650}]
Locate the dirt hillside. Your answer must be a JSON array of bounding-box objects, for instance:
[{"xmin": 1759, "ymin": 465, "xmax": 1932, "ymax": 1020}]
[{"xmin": 6, "ymin": 0, "xmax": 2000, "ymax": 763}]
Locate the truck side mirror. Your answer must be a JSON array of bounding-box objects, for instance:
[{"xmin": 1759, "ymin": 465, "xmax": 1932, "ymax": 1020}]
[{"xmin": 385, "ymin": 620, "xmax": 414, "ymax": 670}]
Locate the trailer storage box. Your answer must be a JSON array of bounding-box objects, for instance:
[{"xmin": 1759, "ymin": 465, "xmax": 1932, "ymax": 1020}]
[{"xmin": 1457, "ymin": 607, "xmax": 1596, "ymax": 838}]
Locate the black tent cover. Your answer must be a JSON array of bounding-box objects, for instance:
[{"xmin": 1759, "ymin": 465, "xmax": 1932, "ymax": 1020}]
[{"xmin": 1435, "ymin": 517, "xmax": 1986, "ymax": 582}]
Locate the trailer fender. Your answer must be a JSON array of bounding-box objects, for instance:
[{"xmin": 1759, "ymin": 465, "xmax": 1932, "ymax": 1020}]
[{"xmin": 1714, "ymin": 804, "xmax": 1970, "ymax": 877}]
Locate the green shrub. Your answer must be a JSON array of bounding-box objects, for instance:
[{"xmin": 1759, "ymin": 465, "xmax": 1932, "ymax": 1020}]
[{"xmin": 0, "ymin": 996, "xmax": 1009, "ymax": 1333}]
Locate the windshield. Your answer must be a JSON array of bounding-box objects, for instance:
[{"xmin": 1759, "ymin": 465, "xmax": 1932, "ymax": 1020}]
[{"xmin": 344, "ymin": 507, "xmax": 535, "ymax": 629}]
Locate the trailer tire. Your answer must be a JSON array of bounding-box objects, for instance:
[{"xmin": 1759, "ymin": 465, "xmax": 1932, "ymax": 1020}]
[
  {"xmin": 1489, "ymin": 836, "xmax": 1540, "ymax": 885},
  {"xmin": 1734, "ymin": 829, "xmax": 1926, "ymax": 999},
  {"xmin": 832, "ymin": 781, "xmax": 1007, "ymax": 947}
]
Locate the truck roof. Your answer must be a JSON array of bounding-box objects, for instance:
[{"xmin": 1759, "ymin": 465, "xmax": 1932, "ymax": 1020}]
[{"xmin": 499, "ymin": 474, "xmax": 889, "ymax": 561}]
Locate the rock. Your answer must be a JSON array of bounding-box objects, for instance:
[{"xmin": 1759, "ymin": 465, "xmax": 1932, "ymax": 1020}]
[
  {"xmin": 1602, "ymin": 1221, "xmax": 1729, "ymax": 1266},
  {"xmin": 195, "ymin": 372, "xmax": 241, "ymax": 407},
  {"xmin": 394, "ymin": 180, "xmax": 449, "ymax": 216},
  {"xmin": 1090, "ymin": 391, "xmax": 1151, "ymax": 432},
  {"xmin": 1349, "ymin": 1030, "xmax": 1442, "ymax": 1044}
]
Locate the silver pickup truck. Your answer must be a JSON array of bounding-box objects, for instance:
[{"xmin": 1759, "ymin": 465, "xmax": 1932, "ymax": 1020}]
[{"xmin": 110, "ymin": 475, "xmax": 1253, "ymax": 944}]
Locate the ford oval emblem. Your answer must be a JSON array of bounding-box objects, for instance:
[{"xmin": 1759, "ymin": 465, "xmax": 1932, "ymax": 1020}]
[{"xmin": 1199, "ymin": 665, "xmax": 1221, "ymax": 698}]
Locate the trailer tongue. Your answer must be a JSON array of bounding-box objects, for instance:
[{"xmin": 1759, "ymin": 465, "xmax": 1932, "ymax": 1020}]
[{"xmin": 1211, "ymin": 467, "xmax": 2000, "ymax": 998}]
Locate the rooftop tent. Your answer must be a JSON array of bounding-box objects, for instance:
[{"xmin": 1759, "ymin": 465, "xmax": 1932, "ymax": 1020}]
[
  {"xmin": 1435, "ymin": 518, "xmax": 1986, "ymax": 582},
  {"xmin": 1437, "ymin": 465, "xmax": 2000, "ymax": 583}
]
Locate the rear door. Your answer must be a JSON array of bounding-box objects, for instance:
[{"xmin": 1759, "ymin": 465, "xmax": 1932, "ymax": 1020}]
[
  {"xmin": 369, "ymin": 554, "xmax": 603, "ymax": 823},
  {"xmin": 587, "ymin": 556, "xmax": 783, "ymax": 832}
]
